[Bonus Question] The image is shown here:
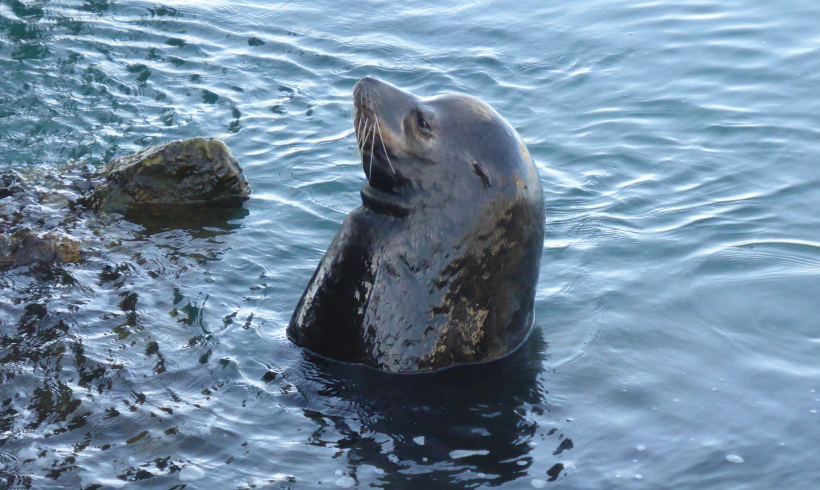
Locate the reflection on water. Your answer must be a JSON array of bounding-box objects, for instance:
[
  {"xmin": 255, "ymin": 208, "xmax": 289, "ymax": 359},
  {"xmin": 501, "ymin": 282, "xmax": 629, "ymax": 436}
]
[
  {"xmin": 286, "ymin": 330, "xmax": 559, "ymax": 487},
  {"xmin": 120, "ymin": 203, "xmax": 250, "ymax": 235},
  {"xmin": 0, "ymin": 167, "xmax": 249, "ymax": 488}
]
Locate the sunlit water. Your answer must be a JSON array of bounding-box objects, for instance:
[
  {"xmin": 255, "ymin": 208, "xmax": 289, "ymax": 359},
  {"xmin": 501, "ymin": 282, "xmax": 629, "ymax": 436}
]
[{"xmin": 2, "ymin": 0, "xmax": 820, "ymax": 488}]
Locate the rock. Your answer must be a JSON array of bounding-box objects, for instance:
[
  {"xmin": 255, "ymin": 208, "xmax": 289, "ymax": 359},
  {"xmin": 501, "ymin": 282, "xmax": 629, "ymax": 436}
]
[
  {"xmin": 82, "ymin": 137, "xmax": 251, "ymax": 214},
  {"xmin": 0, "ymin": 171, "xmax": 25, "ymax": 199},
  {"xmin": 0, "ymin": 229, "xmax": 82, "ymax": 267}
]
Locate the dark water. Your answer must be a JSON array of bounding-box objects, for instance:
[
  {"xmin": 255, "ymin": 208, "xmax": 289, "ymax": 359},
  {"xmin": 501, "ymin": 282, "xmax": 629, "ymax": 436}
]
[{"xmin": 2, "ymin": 0, "xmax": 820, "ymax": 488}]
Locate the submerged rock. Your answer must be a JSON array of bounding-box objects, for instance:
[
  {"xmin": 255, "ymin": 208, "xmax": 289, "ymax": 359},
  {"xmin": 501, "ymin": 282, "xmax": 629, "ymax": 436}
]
[
  {"xmin": 0, "ymin": 171, "xmax": 25, "ymax": 199},
  {"xmin": 0, "ymin": 229, "xmax": 82, "ymax": 267},
  {"xmin": 0, "ymin": 169, "xmax": 83, "ymax": 268},
  {"xmin": 83, "ymin": 137, "xmax": 251, "ymax": 214}
]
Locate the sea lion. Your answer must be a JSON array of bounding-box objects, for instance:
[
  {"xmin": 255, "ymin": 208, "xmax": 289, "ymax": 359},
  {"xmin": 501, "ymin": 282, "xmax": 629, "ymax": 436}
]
[{"xmin": 287, "ymin": 77, "xmax": 545, "ymax": 373}]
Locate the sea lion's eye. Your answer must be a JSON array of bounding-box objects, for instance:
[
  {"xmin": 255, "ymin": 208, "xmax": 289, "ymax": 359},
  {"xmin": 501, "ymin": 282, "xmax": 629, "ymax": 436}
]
[{"xmin": 415, "ymin": 111, "xmax": 430, "ymax": 131}]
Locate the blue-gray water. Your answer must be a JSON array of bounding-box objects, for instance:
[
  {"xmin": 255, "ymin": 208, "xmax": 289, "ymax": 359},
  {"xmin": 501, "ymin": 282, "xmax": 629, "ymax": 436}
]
[{"xmin": 2, "ymin": 0, "xmax": 820, "ymax": 488}]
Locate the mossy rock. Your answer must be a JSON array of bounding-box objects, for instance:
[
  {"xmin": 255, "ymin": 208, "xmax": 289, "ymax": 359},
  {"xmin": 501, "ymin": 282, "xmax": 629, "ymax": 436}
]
[
  {"xmin": 84, "ymin": 137, "xmax": 251, "ymax": 214},
  {"xmin": 0, "ymin": 230, "xmax": 82, "ymax": 267}
]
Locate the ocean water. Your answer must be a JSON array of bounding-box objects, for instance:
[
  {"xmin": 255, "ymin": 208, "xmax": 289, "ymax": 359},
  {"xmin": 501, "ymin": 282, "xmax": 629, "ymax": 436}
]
[{"xmin": 2, "ymin": 0, "xmax": 820, "ymax": 488}]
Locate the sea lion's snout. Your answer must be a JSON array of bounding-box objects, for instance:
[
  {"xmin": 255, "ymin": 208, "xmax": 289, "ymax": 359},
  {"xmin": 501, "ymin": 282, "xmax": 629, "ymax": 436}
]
[
  {"xmin": 353, "ymin": 78, "xmax": 419, "ymax": 214},
  {"xmin": 353, "ymin": 77, "xmax": 415, "ymax": 160}
]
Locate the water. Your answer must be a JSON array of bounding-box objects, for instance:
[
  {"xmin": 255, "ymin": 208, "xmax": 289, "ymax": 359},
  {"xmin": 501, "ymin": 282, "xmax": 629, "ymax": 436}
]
[{"xmin": 2, "ymin": 0, "xmax": 820, "ymax": 488}]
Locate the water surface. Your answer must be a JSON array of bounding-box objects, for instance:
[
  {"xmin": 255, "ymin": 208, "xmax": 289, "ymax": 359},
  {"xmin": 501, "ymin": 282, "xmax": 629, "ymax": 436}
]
[{"xmin": 2, "ymin": 0, "xmax": 820, "ymax": 488}]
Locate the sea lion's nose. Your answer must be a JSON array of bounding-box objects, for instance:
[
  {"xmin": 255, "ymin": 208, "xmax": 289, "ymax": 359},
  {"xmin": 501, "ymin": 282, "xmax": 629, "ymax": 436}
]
[
  {"xmin": 358, "ymin": 76, "xmax": 383, "ymax": 87},
  {"xmin": 356, "ymin": 77, "xmax": 408, "ymax": 100},
  {"xmin": 354, "ymin": 77, "xmax": 389, "ymax": 101}
]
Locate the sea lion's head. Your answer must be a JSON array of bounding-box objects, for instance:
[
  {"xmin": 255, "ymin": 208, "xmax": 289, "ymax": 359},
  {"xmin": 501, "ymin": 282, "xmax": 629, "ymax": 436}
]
[{"xmin": 352, "ymin": 77, "xmax": 539, "ymax": 219}]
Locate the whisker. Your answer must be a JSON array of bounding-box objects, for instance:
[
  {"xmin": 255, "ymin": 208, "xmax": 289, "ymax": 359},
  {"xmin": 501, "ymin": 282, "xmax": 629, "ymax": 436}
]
[
  {"xmin": 375, "ymin": 117, "xmax": 395, "ymax": 176},
  {"xmin": 356, "ymin": 116, "xmax": 365, "ymax": 153},
  {"xmin": 361, "ymin": 121, "xmax": 371, "ymax": 182},
  {"xmin": 369, "ymin": 122, "xmax": 377, "ymax": 183},
  {"xmin": 362, "ymin": 121, "xmax": 370, "ymax": 153}
]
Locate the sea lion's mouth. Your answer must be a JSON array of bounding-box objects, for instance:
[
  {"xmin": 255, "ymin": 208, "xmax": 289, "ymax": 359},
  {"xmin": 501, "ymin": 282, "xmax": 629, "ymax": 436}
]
[
  {"xmin": 360, "ymin": 146, "xmax": 396, "ymax": 192},
  {"xmin": 358, "ymin": 143, "xmax": 411, "ymax": 217},
  {"xmin": 354, "ymin": 109, "xmax": 397, "ymax": 188},
  {"xmin": 360, "ymin": 183, "xmax": 410, "ymax": 217}
]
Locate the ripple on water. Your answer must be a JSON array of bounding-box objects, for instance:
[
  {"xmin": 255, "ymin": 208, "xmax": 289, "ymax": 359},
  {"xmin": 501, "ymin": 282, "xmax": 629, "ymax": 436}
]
[{"xmin": 3, "ymin": 0, "xmax": 820, "ymax": 489}]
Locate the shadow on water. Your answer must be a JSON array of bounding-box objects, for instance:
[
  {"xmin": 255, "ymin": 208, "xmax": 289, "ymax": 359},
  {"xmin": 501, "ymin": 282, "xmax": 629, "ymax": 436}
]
[
  {"xmin": 121, "ymin": 202, "xmax": 250, "ymax": 236},
  {"xmin": 285, "ymin": 328, "xmax": 557, "ymax": 487}
]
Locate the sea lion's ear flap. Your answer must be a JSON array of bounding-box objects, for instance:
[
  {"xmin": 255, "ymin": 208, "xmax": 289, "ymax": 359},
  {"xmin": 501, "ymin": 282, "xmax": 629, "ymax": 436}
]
[{"xmin": 471, "ymin": 160, "xmax": 492, "ymax": 189}]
